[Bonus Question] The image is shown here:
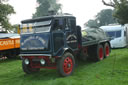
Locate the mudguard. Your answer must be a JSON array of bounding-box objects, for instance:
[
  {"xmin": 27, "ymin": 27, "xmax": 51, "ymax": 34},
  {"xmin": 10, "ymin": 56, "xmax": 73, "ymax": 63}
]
[{"xmin": 54, "ymin": 47, "xmax": 74, "ymax": 58}]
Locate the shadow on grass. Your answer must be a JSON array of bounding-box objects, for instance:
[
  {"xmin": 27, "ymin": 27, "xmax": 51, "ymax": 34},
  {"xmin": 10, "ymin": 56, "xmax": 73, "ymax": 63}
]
[
  {"xmin": 20, "ymin": 59, "xmax": 95, "ymax": 81},
  {"xmin": 0, "ymin": 67, "xmax": 59, "ymax": 84},
  {"xmin": 21, "ymin": 69, "xmax": 59, "ymax": 81}
]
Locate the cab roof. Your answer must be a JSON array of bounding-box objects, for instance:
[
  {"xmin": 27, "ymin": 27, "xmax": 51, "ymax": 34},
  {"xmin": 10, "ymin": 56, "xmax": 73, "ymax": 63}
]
[{"xmin": 21, "ymin": 15, "xmax": 75, "ymax": 23}]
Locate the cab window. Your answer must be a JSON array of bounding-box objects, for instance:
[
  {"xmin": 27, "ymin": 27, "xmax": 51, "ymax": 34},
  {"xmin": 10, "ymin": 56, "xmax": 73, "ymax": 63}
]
[
  {"xmin": 53, "ymin": 18, "xmax": 65, "ymax": 31},
  {"xmin": 67, "ymin": 18, "xmax": 76, "ymax": 31}
]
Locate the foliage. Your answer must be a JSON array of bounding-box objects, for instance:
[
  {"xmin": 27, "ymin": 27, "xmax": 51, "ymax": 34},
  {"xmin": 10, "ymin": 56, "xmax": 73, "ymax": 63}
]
[
  {"xmin": 96, "ymin": 9, "xmax": 117, "ymax": 26},
  {"xmin": 0, "ymin": 0, "xmax": 15, "ymax": 30},
  {"xmin": 85, "ymin": 9, "xmax": 117, "ymax": 28},
  {"xmin": 0, "ymin": 48, "xmax": 128, "ymax": 85},
  {"xmin": 33, "ymin": 0, "xmax": 61, "ymax": 18},
  {"xmin": 102, "ymin": 0, "xmax": 128, "ymax": 25},
  {"xmin": 85, "ymin": 19, "xmax": 99, "ymax": 28},
  {"xmin": 0, "ymin": 0, "xmax": 8, "ymax": 3},
  {"xmin": 12, "ymin": 24, "xmax": 20, "ymax": 33}
]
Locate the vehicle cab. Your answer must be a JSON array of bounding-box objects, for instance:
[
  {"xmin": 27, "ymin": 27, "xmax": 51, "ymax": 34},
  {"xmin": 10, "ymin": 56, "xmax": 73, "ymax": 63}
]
[
  {"xmin": 20, "ymin": 15, "xmax": 78, "ymax": 56},
  {"xmin": 20, "ymin": 15, "xmax": 79, "ymax": 75}
]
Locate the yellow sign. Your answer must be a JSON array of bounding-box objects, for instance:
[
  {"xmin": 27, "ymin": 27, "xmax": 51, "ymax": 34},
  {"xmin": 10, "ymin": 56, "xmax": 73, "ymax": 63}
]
[
  {"xmin": 23, "ymin": 24, "xmax": 27, "ymax": 33},
  {"xmin": 17, "ymin": 25, "xmax": 21, "ymax": 34},
  {"xmin": 29, "ymin": 24, "xmax": 33, "ymax": 32}
]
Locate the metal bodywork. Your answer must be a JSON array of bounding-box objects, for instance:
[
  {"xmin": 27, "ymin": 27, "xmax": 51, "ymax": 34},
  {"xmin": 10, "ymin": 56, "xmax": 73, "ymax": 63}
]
[
  {"xmin": 0, "ymin": 33, "xmax": 20, "ymax": 58},
  {"xmin": 20, "ymin": 15, "xmax": 78, "ymax": 68},
  {"xmin": 20, "ymin": 15, "xmax": 110, "ymax": 69}
]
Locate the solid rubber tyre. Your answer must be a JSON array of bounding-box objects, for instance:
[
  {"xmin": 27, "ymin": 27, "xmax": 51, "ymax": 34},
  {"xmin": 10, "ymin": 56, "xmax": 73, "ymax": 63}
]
[
  {"xmin": 104, "ymin": 43, "xmax": 110, "ymax": 58},
  {"xmin": 57, "ymin": 52, "xmax": 75, "ymax": 77},
  {"xmin": 96, "ymin": 44, "xmax": 104, "ymax": 61},
  {"xmin": 22, "ymin": 59, "xmax": 40, "ymax": 74},
  {"xmin": 88, "ymin": 44, "xmax": 104, "ymax": 61}
]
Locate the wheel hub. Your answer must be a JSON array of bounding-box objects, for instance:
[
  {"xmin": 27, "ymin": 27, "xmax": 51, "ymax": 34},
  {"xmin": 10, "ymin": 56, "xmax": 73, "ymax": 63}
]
[
  {"xmin": 67, "ymin": 64, "xmax": 71, "ymax": 68},
  {"xmin": 63, "ymin": 57, "xmax": 73, "ymax": 74},
  {"xmin": 99, "ymin": 48, "xmax": 103, "ymax": 60}
]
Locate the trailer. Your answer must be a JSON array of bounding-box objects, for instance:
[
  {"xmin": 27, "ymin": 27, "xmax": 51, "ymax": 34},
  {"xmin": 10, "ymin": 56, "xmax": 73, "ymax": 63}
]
[
  {"xmin": 100, "ymin": 25, "xmax": 128, "ymax": 48},
  {"xmin": 0, "ymin": 33, "xmax": 20, "ymax": 58},
  {"xmin": 20, "ymin": 15, "xmax": 111, "ymax": 77}
]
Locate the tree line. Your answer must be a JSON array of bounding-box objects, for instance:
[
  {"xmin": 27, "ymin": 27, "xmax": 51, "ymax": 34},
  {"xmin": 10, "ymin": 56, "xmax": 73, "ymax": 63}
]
[
  {"xmin": 0, "ymin": 0, "xmax": 15, "ymax": 30},
  {"xmin": 84, "ymin": 9, "xmax": 117, "ymax": 28},
  {"xmin": 0, "ymin": 0, "xmax": 128, "ymax": 31}
]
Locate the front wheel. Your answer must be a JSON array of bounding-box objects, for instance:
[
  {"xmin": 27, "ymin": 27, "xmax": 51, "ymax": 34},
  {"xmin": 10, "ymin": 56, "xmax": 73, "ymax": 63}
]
[
  {"xmin": 57, "ymin": 52, "xmax": 75, "ymax": 77},
  {"xmin": 22, "ymin": 59, "xmax": 40, "ymax": 74}
]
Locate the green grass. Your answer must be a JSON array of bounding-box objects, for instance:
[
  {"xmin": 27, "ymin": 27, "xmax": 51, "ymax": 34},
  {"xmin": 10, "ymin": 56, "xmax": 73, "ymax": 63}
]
[{"xmin": 0, "ymin": 48, "xmax": 128, "ymax": 85}]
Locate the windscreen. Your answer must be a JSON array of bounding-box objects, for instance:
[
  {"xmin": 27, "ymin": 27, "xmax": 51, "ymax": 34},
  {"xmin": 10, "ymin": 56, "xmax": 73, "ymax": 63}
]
[
  {"xmin": 20, "ymin": 20, "xmax": 52, "ymax": 34},
  {"xmin": 107, "ymin": 30, "xmax": 121, "ymax": 38},
  {"xmin": 107, "ymin": 32, "xmax": 115, "ymax": 37}
]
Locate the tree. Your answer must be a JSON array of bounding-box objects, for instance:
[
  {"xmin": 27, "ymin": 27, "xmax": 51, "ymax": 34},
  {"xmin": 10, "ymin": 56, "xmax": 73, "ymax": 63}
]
[
  {"xmin": 85, "ymin": 19, "xmax": 99, "ymax": 28},
  {"xmin": 102, "ymin": 0, "xmax": 128, "ymax": 25},
  {"xmin": 0, "ymin": 0, "xmax": 15, "ymax": 30},
  {"xmin": 85, "ymin": 9, "xmax": 117, "ymax": 28},
  {"xmin": 33, "ymin": 0, "xmax": 61, "ymax": 18},
  {"xmin": 96, "ymin": 9, "xmax": 117, "ymax": 26}
]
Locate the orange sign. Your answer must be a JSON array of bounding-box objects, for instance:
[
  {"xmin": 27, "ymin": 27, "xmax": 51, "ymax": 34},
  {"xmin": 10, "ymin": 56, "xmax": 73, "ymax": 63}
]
[
  {"xmin": 0, "ymin": 38, "xmax": 20, "ymax": 51},
  {"xmin": 14, "ymin": 38, "xmax": 20, "ymax": 48}
]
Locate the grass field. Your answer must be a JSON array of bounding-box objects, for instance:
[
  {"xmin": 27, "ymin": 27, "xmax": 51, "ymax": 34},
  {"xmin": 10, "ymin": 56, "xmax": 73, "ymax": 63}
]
[{"xmin": 0, "ymin": 48, "xmax": 128, "ymax": 85}]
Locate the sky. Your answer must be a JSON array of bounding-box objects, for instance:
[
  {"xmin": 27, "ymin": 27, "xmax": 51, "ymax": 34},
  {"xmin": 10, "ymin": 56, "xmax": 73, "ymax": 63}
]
[{"xmin": 8, "ymin": 0, "xmax": 112, "ymax": 27}]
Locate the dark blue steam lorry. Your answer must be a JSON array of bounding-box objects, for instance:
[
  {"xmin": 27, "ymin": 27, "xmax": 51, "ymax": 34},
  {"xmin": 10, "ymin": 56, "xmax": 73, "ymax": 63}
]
[{"xmin": 20, "ymin": 15, "xmax": 111, "ymax": 77}]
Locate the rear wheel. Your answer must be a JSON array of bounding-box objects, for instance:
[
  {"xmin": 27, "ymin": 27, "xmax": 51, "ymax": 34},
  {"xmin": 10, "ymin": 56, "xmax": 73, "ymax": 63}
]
[
  {"xmin": 92, "ymin": 44, "xmax": 104, "ymax": 61},
  {"xmin": 22, "ymin": 59, "xmax": 40, "ymax": 74},
  {"xmin": 97, "ymin": 45, "xmax": 104, "ymax": 61},
  {"xmin": 57, "ymin": 52, "xmax": 75, "ymax": 77},
  {"xmin": 104, "ymin": 43, "xmax": 110, "ymax": 58},
  {"xmin": 88, "ymin": 44, "xmax": 105, "ymax": 61}
]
